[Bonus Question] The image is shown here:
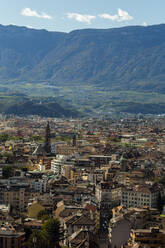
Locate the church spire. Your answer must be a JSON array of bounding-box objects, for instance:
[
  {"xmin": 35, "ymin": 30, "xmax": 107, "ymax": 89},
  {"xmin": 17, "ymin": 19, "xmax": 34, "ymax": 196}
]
[{"xmin": 44, "ymin": 121, "xmax": 51, "ymax": 154}]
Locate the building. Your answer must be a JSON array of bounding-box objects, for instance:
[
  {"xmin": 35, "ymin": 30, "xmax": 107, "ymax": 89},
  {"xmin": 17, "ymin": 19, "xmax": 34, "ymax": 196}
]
[
  {"xmin": 130, "ymin": 227, "xmax": 165, "ymax": 248},
  {"xmin": 0, "ymin": 224, "xmax": 25, "ymax": 248},
  {"xmin": 44, "ymin": 121, "xmax": 51, "ymax": 154},
  {"xmin": 121, "ymin": 184, "xmax": 161, "ymax": 208},
  {"xmin": 32, "ymin": 179, "xmax": 47, "ymax": 193},
  {"xmin": 0, "ymin": 186, "xmax": 40, "ymax": 211},
  {"xmin": 51, "ymin": 155, "xmax": 67, "ymax": 176},
  {"xmin": 33, "ymin": 122, "xmax": 56, "ymax": 156},
  {"xmin": 95, "ymin": 182, "xmax": 121, "ymax": 209}
]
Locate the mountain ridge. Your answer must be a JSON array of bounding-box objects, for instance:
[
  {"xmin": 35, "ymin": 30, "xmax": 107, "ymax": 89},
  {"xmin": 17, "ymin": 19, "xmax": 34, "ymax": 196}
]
[
  {"xmin": 0, "ymin": 23, "xmax": 164, "ymax": 92},
  {"xmin": 0, "ymin": 24, "xmax": 165, "ymax": 115}
]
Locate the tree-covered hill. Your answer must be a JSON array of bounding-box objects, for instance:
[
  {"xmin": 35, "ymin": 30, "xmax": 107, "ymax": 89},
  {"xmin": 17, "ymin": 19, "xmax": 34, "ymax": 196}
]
[
  {"xmin": 0, "ymin": 24, "xmax": 165, "ymax": 93},
  {"xmin": 31, "ymin": 24, "xmax": 165, "ymax": 92},
  {"xmin": 1, "ymin": 24, "xmax": 165, "ymax": 115},
  {"xmin": 0, "ymin": 25, "xmax": 66, "ymax": 80},
  {"xmin": 0, "ymin": 94, "xmax": 79, "ymax": 117}
]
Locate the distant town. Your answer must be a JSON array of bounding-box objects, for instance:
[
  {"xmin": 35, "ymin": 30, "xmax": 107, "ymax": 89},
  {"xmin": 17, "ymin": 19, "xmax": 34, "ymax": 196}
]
[{"xmin": 0, "ymin": 115, "xmax": 165, "ymax": 247}]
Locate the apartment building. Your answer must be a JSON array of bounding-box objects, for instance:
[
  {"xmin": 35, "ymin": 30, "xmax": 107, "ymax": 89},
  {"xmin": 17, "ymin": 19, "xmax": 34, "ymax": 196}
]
[
  {"xmin": 95, "ymin": 182, "xmax": 121, "ymax": 209},
  {"xmin": 51, "ymin": 155, "xmax": 68, "ymax": 176},
  {"xmin": 121, "ymin": 184, "xmax": 160, "ymax": 208},
  {"xmin": 0, "ymin": 186, "xmax": 40, "ymax": 211},
  {"xmin": 32, "ymin": 179, "xmax": 47, "ymax": 193}
]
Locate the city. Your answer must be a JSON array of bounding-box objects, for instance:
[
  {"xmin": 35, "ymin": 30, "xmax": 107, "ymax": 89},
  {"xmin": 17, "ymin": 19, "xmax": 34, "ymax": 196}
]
[{"xmin": 0, "ymin": 115, "xmax": 165, "ymax": 247}]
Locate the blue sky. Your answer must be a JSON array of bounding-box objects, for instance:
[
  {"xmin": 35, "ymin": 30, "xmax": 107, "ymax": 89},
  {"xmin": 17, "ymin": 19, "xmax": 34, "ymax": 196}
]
[{"xmin": 0, "ymin": 0, "xmax": 165, "ymax": 32}]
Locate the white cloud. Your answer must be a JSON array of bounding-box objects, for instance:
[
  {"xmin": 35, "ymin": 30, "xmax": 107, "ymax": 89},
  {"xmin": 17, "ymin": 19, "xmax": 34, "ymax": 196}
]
[
  {"xmin": 142, "ymin": 22, "xmax": 148, "ymax": 27},
  {"xmin": 118, "ymin": 8, "xmax": 133, "ymax": 21},
  {"xmin": 67, "ymin": 13, "xmax": 96, "ymax": 24},
  {"xmin": 21, "ymin": 8, "xmax": 52, "ymax": 20},
  {"xmin": 99, "ymin": 8, "xmax": 133, "ymax": 22},
  {"xmin": 99, "ymin": 13, "xmax": 119, "ymax": 21}
]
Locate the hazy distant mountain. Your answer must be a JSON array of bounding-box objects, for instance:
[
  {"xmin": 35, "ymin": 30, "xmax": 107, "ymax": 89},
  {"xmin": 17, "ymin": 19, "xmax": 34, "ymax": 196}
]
[{"xmin": 0, "ymin": 24, "xmax": 165, "ymax": 92}]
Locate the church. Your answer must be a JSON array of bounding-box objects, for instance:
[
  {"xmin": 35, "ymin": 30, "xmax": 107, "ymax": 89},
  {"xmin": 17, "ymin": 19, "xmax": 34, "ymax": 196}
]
[{"xmin": 33, "ymin": 122, "xmax": 56, "ymax": 156}]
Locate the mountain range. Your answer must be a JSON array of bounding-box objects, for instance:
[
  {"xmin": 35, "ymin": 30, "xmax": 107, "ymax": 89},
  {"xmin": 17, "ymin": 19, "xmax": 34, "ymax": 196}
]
[
  {"xmin": 0, "ymin": 24, "xmax": 165, "ymax": 115},
  {"xmin": 0, "ymin": 24, "xmax": 165, "ymax": 92}
]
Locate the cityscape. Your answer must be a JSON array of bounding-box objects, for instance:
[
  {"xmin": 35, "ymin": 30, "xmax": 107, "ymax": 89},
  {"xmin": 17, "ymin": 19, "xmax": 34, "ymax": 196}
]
[
  {"xmin": 0, "ymin": 115, "xmax": 165, "ymax": 247},
  {"xmin": 0, "ymin": 0, "xmax": 165, "ymax": 247}
]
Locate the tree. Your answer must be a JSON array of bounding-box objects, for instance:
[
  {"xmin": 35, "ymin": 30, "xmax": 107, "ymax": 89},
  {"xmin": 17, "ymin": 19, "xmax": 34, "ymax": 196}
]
[
  {"xmin": 0, "ymin": 133, "xmax": 9, "ymax": 142},
  {"xmin": 26, "ymin": 218, "xmax": 62, "ymax": 248},
  {"xmin": 2, "ymin": 165, "xmax": 14, "ymax": 178},
  {"xmin": 26, "ymin": 230, "xmax": 48, "ymax": 248},
  {"xmin": 24, "ymin": 226, "xmax": 32, "ymax": 241},
  {"xmin": 42, "ymin": 218, "xmax": 61, "ymax": 248},
  {"xmin": 32, "ymin": 135, "xmax": 43, "ymax": 142},
  {"xmin": 37, "ymin": 209, "xmax": 50, "ymax": 221}
]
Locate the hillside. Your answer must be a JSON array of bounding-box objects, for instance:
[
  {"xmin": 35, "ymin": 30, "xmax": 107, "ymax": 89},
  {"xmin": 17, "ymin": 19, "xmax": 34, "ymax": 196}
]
[
  {"xmin": 0, "ymin": 25, "xmax": 66, "ymax": 80},
  {"xmin": 0, "ymin": 94, "xmax": 79, "ymax": 118},
  {"xmin": 30, "ymin": 25, "xmax": 165, "ymax": 93},
  {"xmin": 0, "ymin": 24, "xmax": 165, "ymax": 92},
  {"xmin": 0, "ymin": 24, "xmax": 165, "ymax": 115}
]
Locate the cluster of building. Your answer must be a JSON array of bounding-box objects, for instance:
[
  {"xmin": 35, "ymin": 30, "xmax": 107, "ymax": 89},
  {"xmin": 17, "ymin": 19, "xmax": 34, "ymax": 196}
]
[{"xmin": 0, "ymin": 116, "xmax": 165, "ymax": 247}]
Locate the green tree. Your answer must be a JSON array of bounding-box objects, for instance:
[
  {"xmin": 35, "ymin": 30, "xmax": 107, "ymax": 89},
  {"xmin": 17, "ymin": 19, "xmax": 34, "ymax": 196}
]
[
  {"xmin": 26, "ymin": 230, "xmax": 48, "ymax": 248},
  {"xmin": 3, "ymin": 152, "xmax": 13, "ymax": 158},
  {"xmin": 32, "ymin": 135, "xmax": 43, "ymax": 142},
  {"xmin": 2, "ymin": 165, "xmax": 14, "ymax": 178},
  {"xmin": 0, "ymin": 133, "xmax": 9, "ymax": 142},
  {"xmin": 42, "ymin": 218, "xmax": 61, "ymax": 248},
  {"xmin": 37, "ymin": 209, "xmax": 50, "ymax": 221},
  {"xmin": 24, "ymin": 226, "xmax": 32, "ymax": 241}
]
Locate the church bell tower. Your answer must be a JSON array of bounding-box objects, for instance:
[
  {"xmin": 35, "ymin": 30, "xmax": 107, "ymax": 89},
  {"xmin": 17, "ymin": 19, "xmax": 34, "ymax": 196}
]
[{"xmin": 44, "ymin": 121, "xmax": 51, "ymax": 154}]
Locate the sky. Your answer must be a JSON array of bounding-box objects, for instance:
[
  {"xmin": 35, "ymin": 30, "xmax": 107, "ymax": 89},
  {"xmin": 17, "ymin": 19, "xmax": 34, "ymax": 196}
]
[{"xmin": 0, "ymin": 0, "xmax": 164, "ymax": 32}]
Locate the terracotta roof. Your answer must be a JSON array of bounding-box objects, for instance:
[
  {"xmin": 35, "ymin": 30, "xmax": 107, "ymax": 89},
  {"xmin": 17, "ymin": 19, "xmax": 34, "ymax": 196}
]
[{"xmin": 85, "ymin": 204, "xmax": 97, "ymax": 212}]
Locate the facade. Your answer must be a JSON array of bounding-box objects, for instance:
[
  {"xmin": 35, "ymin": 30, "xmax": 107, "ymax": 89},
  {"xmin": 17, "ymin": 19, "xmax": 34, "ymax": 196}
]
[
  {"xmin": 0, "ymin": 187, "xmax": 40, "ymax": 211},
  {"xmin": 95, "ymin": 182, "xmax": 121, "ymax": 209},
  {"xmin": 51, "ymin": 155, "xmax": 69, "ymax": 176},
  {"xmin": 62, "ymin": 212, "xmax": 96, "ymax": 246},
  {"xmin": 51, "ymin": 156, "xmax": 62, "ymax": 176},
  {"xmin": 130, "ymin": 227, "xmax": 165, "ymax": 248},
  {"xmin": 0, "ymin": 224, "xmax": 25, "ymax": 248},
  {"xmin": 121, "ymin": 184, "xmax": 160, "ymax": 208},
  {"xmin": 32, "ymin": 179, "xmax": 47, "ymax": 193}
]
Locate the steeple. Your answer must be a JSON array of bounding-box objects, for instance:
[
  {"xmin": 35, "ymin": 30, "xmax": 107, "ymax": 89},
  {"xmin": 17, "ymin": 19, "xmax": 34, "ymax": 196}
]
[
  {"xmin": 44, "ymin": 121, "xmax": 51, "ymax": 154},
  {"xmin": 72, "ymin": 134, "xmax": 77, "ymax": 147}
]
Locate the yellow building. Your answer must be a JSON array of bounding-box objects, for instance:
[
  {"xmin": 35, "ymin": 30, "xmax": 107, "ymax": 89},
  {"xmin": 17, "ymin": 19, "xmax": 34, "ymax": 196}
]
[{"xmin": 27, "ymin": 202, "xmax": 45, "ymax": 218}]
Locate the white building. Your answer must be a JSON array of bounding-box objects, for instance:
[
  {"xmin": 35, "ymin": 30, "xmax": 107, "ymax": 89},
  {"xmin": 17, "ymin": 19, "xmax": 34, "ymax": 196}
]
[{"xmin": 51, "ymin": 155, "xmax": 68, "ymax": 176}]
